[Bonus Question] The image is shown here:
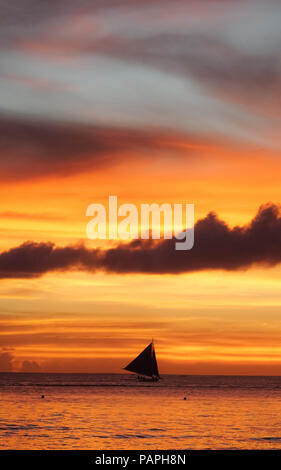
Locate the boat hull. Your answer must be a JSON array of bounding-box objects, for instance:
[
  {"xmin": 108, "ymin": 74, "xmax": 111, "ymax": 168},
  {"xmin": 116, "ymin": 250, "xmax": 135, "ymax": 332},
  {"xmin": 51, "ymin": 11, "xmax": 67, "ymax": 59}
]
[{"xmin": 137, "ymin": 375, "xmax": 160, "ymax": 382}]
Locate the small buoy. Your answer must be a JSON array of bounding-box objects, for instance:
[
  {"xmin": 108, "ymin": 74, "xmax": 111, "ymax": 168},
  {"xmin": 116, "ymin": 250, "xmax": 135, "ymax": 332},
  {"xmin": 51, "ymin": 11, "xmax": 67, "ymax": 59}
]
[{"xmin": 41, "ymin": 395, "xmax": 45, "ymax": 399}]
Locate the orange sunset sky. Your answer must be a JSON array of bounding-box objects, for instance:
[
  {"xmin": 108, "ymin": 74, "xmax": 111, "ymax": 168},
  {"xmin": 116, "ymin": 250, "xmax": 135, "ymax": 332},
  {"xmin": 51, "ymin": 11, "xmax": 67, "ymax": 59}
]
[{"xmin": 0, "ymin": 0, "xmax": 281, "ymax": 375}]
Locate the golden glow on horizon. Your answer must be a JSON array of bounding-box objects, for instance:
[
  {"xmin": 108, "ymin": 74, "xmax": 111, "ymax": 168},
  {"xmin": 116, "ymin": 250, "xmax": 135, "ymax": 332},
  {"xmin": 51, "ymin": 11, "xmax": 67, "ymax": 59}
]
[{"xmin": 0, "ymin": 137, "xmax": 281, "ymax": 375}]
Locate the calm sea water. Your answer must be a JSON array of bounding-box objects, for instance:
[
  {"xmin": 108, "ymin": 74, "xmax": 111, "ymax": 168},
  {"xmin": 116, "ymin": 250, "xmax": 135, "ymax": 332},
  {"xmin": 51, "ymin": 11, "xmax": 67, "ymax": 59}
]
[{"xmin": 0, "ymin": 373, "xmax": 281, "ymax": 449}]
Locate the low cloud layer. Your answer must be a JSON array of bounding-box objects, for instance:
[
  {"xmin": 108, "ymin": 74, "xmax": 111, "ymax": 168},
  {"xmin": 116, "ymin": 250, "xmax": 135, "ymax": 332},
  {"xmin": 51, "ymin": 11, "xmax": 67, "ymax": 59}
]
[
  {"xmin": 19, "ymin": 360, "xmax": 41, "ymax": 372},
  {"xmin": 0, "ymin": 351, "xmax": 41, "ymax": 372},
  {"xmin": 0, "ymin": 204, "xmax": 280, "ymax": 278},
  {"xmin": 0, "ymin": 352, "xmax": 14, "ymax": 371}
]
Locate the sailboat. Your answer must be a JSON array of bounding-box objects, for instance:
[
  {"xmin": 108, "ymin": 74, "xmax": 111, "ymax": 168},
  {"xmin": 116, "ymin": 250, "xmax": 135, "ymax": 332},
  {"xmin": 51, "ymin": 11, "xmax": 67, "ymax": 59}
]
[{"xmin": 124, "ymin": 340, "xmax": 160, "ymax": 382}]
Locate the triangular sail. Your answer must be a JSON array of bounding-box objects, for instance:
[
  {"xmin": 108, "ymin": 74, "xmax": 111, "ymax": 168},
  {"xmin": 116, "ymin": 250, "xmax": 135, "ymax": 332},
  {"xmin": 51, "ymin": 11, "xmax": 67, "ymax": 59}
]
[
  {"xmin": 152, "ymin": 343, "xmax": 159, "ymax": 377},
  {"xmin": 124, "ymin": 342, "xmax": 160, "ymax": 378}
]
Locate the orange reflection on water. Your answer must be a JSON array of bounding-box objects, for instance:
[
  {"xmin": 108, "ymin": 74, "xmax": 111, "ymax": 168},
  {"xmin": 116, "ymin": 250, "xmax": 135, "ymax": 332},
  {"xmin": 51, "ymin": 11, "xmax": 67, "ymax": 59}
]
[{"xmin": 1, "ymin": 373, "xmax": 281, "ymax": 450}]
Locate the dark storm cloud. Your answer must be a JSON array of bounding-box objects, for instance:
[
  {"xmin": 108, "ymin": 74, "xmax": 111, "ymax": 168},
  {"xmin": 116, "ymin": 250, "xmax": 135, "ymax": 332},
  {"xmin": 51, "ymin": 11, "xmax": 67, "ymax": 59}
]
[{"xmin": 0, "ymin": 204, "xmax": 280, "ymax": 278}]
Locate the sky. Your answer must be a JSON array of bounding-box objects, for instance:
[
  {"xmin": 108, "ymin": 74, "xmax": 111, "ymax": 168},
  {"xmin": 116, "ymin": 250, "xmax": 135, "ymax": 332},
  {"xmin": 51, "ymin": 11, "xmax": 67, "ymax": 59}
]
[{"xmin": 0, "ymin": 0, "xmax": 281, "ymax": 374}]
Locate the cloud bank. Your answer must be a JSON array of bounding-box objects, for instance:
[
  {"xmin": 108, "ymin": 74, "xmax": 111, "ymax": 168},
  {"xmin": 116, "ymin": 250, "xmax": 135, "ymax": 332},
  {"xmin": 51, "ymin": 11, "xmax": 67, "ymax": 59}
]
[
  {"xmin": 0, "ymin": 352, "xmax": 14, "ymax": 371},
  {"xmin": 0, "ymin": 204, "xmax": 280, "ymax": 278}
]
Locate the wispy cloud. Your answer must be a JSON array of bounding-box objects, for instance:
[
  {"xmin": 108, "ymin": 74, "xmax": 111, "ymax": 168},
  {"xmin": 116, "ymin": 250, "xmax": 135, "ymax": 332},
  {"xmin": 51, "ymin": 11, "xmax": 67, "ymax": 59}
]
[
  {"xmin": 0, "ymin": 1, "xmax": 280, "ymax": 148},
  {"xmin": 0, "ymin": 113, "xmax": 191, "ymax": 180}
]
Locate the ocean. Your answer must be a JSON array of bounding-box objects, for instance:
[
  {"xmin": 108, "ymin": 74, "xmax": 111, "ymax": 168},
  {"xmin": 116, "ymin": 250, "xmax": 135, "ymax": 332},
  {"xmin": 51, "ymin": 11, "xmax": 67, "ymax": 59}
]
[{"xmin": 0, "ymin": 373, "xmax": 280, "ymax": 450}]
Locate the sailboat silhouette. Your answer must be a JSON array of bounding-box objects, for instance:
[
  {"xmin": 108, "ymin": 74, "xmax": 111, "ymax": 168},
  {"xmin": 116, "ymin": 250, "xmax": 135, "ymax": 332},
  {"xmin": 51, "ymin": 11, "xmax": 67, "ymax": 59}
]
[{"xmin": 124, "ymin": 340, "xmax": 160, "ymax": 382}]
